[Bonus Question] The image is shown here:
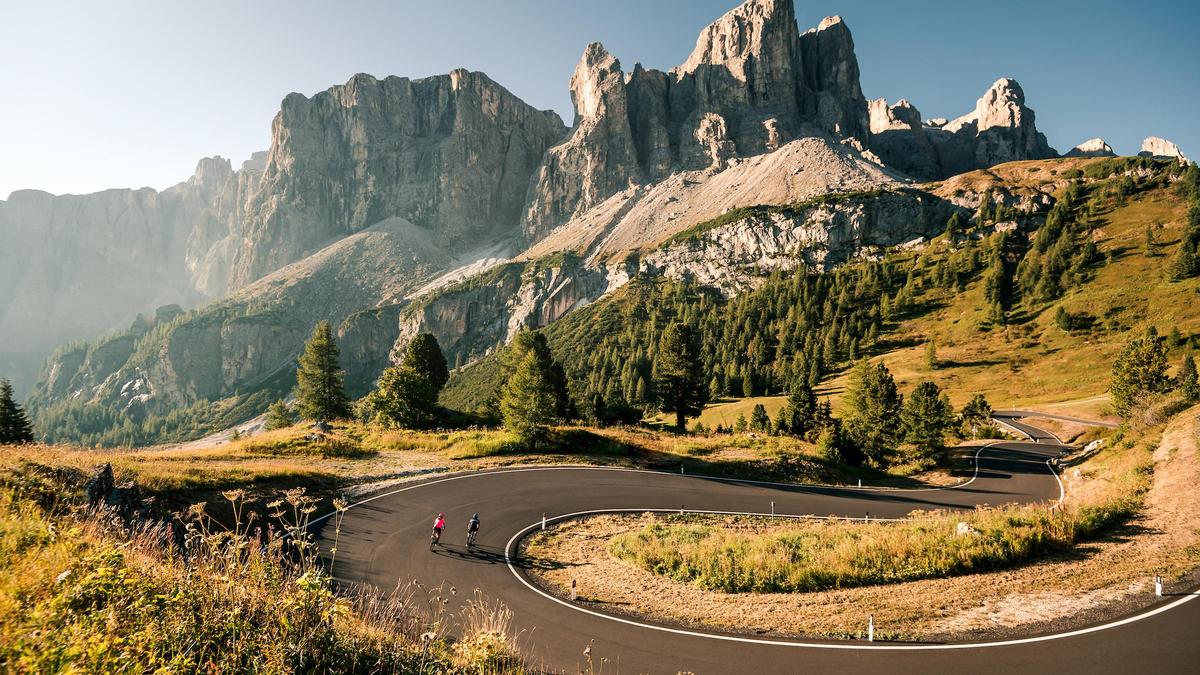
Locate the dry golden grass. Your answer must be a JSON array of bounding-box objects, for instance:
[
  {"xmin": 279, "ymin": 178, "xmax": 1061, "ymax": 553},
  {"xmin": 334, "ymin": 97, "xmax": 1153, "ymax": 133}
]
[{"xmin": 0, "ymin": 465, "xmax": 528, "ymax": 673}]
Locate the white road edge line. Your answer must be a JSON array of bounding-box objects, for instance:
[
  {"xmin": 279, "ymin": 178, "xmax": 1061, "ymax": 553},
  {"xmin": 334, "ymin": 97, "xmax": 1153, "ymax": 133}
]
[
  {"xmin": 502, "ymin": 509, "xmax": 1197, "ymax": 651},
  {"xmin": 316, "ymin": 438, "xmax": 1077, "ymax": 650}
]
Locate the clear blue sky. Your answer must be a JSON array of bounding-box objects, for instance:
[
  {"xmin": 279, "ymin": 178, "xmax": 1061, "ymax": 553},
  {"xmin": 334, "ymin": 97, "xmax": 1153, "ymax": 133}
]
[{"xmin": 2, "ymin": 0, "xmax": 1196, "ymax": 198}]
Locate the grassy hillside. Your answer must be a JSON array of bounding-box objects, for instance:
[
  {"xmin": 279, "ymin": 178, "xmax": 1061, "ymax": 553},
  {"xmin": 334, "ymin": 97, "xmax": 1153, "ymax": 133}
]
[{"xmin": 445, "ymin": 158, "xmax": 1199, "ymax": 421}]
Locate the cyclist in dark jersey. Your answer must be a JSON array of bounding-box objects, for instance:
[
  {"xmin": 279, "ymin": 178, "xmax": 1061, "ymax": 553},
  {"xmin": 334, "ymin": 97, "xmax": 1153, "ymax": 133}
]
[{"xmin": 466, "ymin": 513, "xmax": 480, "ymax": 547}]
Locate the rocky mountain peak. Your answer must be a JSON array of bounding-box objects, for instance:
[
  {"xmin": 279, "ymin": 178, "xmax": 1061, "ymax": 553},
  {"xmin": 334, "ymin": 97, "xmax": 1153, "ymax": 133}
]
[
  {"xmin": 869, "ymin": 98, "xmax": 922, "ymax": 132},
  {"xmin": 570, "ymin": 42, "xmax": 625, "ymax": 122},
  {"xmin": 816, "ymin": 15, "xmax": 844, "ymax": 31},
  {"xmin": 188, "ymin": 156, "xmax": 234, "ymax": 191},
  {"xmin": 1065, "ymin": 138, "xmax": 1116, "ymax": 158},
  {"xmin": 1139, "ymin": 136, "xmax": 1189, "ymax": 162},
  {"xmin": 948, "ymin": 77, "xmax": 1027, "ymax": 134},
  {"xmin": 228, "ymin": 69, "xmax": 567, "ymax": 289},
  {"xmin": 678, "ymin": 0, "xmax": 798, "ymax": 82},
  {"xmin": 521, "ymin": 0, "xmax": 871, "ymax": 243}
]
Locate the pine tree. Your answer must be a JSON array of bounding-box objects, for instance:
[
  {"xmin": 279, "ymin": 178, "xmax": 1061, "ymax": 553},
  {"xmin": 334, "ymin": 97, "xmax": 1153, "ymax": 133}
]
[
  {"xmin": 780, "ymin": 378, "xmax": 817, "ymax": 437},
  {"xmin": 842, "ymin": 360, "xmax": 903, "ymax": 466},
  {"xmin": 655, "ymin": 323, "xmax": 709, "ymax": 429},
  {"xmin": 1054, "ymin": 306, "xmax": 1072, "ymax": 332},
  {"xmin": 402, "ymin": 333, "xmax": 449, "ymax": 393},
  {"xmin": 945, "ymin": 212, "xmax": 963, "ymax": 241},
  {"xmin": 0, "ymin": 379, "xmax": 35, "ymax": 444},
  {"xmin": 901, "ymin": 381, "xmax": 955, "ymax": 463},
  {"xmin": 749, "ymin": 404, "xmax": 770, "ymax": 432},
  {"xmin": 1110, "ymin": 335, "xmax": 1172, "ymax": 418},
  {"xmin": 924, "ymin": 340, "xmax": 939, "ymax": 370},
  {"xmin": 959, "ymin": 393, "xmax": 993, "ymax": 438},
  {"xmin": 294, "ymin": 321, "xmax": 351, "ymax": 421},
  {"xmin": 500, "ymin": 348, "xmax": 558, "ymax": 444},
  {"xmin": 358, "ymin": 365, "xmax": 439, "ymax": 429},
  {"xmin": 264, "ymin": 400, "xmax": 296, "ymax": 430},
  {"xmin": 1167, "ymin": 239, "xmax": 1200, "ymax": 281},
  {"xmin": 1178, "ymin": 355, "xmax": 1200, "ymax": 404}
]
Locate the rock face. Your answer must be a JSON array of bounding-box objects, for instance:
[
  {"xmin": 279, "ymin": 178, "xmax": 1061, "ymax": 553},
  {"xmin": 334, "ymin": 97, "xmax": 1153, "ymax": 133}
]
[
  {"xmin": 375, "ymin": 188, "xmax": 959, "ymax": 378},
  {"xmin": 9, "ymin": 70, "xmax": 564, "ymax": 397},
  {"xmin": 1065, "ymin": 138, "xmax": 1116, "ymax": 158},
  {"xmin": 868, "ymin": 78, "xmax": 1057, "ymax": 180},
  {"xmin": 868, "ymin": 98, "xmax": 940, "ymax": 180},
  {"xmin": 228, "ymin": 70, "xmax": 566, "ymax": 288},
  {"xmin": 0, "ymin": 156, "xmax": 251, "ymax": 393},
  {"xmin": 522, "ymin": 0, "xmax": 870, "ymax": 242},
  {"xmin": 1139, "ymin": 136, "xmax": 1189, "ymax": 162}
]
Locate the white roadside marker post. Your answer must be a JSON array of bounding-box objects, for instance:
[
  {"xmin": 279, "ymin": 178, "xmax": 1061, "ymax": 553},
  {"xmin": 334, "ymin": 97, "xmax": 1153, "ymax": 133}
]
[
  {"xmin": 868, "ymin": 615, "xmax": 875, "ymax": 642},
  {"xmin": 858, "ymin": 478, "xmax": 862, "ymax": 488},
  {"xmin": 570, "ymin": 579, "xmax": 577, "ymax": 601},
  {"xmin": 864, "ymin": 512, "xmax": 869, "ymax": 523},
  {"xmin": 680, "ymin": 504, "xmax": 685, "ymax": 515},
  {"xmin": 1155, "ymin": 575, "xmax": 1163, "ymax": 597},
  {"xmin": 541, "ymin": 513, "xmax": 546, "ymax": 531},
  {"xmin": 771, "ymin": 501, "xmax": 775, "ymax": 516}
]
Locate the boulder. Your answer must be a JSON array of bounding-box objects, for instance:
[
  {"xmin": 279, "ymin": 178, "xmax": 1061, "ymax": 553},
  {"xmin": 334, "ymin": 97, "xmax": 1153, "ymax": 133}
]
[{"xmin": 84, "ymin": 463, "xmax": 115, "ymax": 506}]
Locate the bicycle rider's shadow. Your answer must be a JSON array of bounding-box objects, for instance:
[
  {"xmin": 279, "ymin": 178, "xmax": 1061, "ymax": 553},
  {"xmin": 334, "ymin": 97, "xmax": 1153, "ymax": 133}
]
[{"xmin": 430, "ymin": 544, "xmax": 564, "ymax": 571}]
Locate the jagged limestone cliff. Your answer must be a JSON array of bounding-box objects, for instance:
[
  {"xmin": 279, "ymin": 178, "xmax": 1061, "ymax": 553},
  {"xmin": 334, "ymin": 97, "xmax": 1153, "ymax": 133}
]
[
  {"xmin": 228, "ymin": 70, "xmax": 566, "ymax": 288},
  {"xmin": 868, "ymin": 79, "xmax": 1058, "ymax": 181},
  {"xmin": 522, "ymin": 0, "xmax": 871, "ymax": 243}
]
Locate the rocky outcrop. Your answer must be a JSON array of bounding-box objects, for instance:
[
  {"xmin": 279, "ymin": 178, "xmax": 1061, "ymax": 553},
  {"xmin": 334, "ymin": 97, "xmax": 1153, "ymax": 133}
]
[
  {"xmin": 373, "ymin": 188, "xmax": 958, "ymax": 379},
  {"xmin": 932, "ymin": 78, "xmax": 1057, "ymax": 176},
  {"xmin": 521, "ymin": 0, "xmax": 870, "ymax": 242},
  {"xmin": 869, "ymin": 78, "xmax": 1057, "ymax": 180},
  {"xmin": 1139, "ymin": 136, "xmax": 1189, "ymax": 162},
  {"xmin": 520, "ymin": 45, "xmax": 644, "ymax": 240},
  {"xmin": 868, "ymin": 98, "xmax": 940, "ymax": 180},
  {"xmin": 229, "ymin": 70, "xmax": 566, "ymax": 288},
  {"xmin": 1065, "ymin": 138, "xmax": 1116, "ymax": 158}
]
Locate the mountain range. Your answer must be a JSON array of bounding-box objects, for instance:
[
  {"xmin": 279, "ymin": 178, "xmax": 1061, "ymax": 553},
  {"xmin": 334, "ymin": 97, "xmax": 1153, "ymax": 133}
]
[{"xmin": 3, "ymin": 0, "xmax": 1190, "ymax": 444}]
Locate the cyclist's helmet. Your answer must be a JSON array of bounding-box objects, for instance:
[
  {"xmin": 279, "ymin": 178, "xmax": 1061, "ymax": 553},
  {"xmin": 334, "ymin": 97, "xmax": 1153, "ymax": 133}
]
[{"xmin": 472, "ymin": 513, "xmax": 478, "ymax": 519}]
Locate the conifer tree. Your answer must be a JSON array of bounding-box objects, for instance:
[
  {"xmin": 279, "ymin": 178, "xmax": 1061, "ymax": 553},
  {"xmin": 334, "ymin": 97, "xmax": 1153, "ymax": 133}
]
[
  {"xmin": 264, "ymin": 399, "xmax": 296, "ymax": 430},
  {"xmin": 843, "ymin": 360, "xmax": 903, "ymax": 465},
  {"xmin": 294, "ymin": 321, "xmax": 351, "ymax": 421},
  {"xmin": 654, "ymin": 323, "xmax": 709, "ymax": 430},
  {"xmin": 402, "ymin": 333, "xmax": 449, "ymax": 393},
  {"xmin": 0, "ymin": 379, "xmax": 35, "ymax": 444},
  {"xmin": 780, "ymin": 378, "xmax": 817, "ymax": 437},
  {"xmin": 500, "ymin": 349, "xmax": 558, "ymax": 444},
  {"xmin": 959, "ymin": 394, "xmax": 993, "ymax": 438},
  {"xmin": 901, "ymin": 381, "xmax": 955, "ymax": 463},
  {"xmin": 749, "ymin": 404, "xmax": 770, "ymax": 432},
  {"xmin": 1110, "ymin": 334, "xmax": 1172, "ymax": 418},
  {"xmin": 1178, "ymin": 355, "xmax": 1200, "ymax": 404}
]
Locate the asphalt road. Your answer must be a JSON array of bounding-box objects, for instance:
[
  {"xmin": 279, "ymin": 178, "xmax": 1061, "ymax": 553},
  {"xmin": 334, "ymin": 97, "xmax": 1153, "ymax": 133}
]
[{"xmin": 315, "ymin": 433, "xmax": 1200, "ymax": 674}]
